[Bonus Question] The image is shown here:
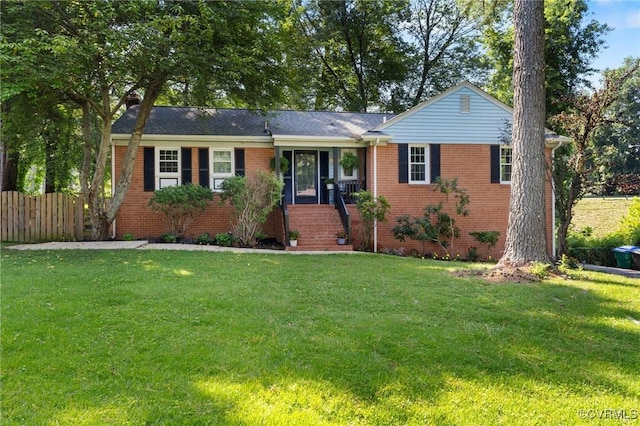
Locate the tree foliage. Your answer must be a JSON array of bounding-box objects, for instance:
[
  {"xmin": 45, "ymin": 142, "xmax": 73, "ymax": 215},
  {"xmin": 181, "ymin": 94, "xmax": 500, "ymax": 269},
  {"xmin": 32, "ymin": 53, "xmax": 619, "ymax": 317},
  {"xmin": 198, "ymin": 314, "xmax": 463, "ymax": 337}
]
[
  {"xmin": 551, "ymin": 59, "xmax": 640, "ymax": 256},
  {"xmin": 297, "ymin": 0, "xmax": 411, "ymax": 112},
  {"xmin": 1, "ymin": 0, "xmax": 291, "ymax": 240},
  {"xmin": 591, "ymin": 58, "xmax": 640, "ymax": 193},
  {"xmin": 481, "ymin": 0, "xmax": 610, "ymax": 116}
]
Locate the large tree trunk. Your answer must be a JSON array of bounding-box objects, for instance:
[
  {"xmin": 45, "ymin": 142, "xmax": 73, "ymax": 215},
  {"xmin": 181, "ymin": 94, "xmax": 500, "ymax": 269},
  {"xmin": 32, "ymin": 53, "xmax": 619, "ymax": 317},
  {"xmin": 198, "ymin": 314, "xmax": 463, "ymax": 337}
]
[
  {"xmin": 83, "ymin": 81, "xmax": 163, "ymax": 240},
  {"xmin": 498, "ymin": 0, "xmax": 549, "ymax": 267},
  {"xmin": 1, "ymin": 149, "xmax": 19, "ymax": 191}
]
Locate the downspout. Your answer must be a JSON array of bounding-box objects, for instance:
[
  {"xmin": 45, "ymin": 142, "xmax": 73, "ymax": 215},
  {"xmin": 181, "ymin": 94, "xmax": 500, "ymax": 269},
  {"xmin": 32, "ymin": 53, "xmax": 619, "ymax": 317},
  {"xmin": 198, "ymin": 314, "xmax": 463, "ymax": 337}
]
[
  {"xmin": 373, "ymin": 138, "xmax": 379, "ymax": 253},
  {"xmin": 550, "ymin": 139, "xmax": 566, "ymax": 260},
  {"xmin": 111, "ymin": 141, "xmax": 116, "ymax": 239}
]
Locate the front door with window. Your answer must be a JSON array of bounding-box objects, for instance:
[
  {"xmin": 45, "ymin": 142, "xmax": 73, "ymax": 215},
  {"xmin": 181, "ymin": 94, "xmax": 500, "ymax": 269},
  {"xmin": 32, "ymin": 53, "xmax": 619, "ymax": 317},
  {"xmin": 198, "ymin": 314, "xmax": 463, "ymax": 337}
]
[{"xmin": 294, "ymin": 150, "xmax": 318, "ymax": 204}]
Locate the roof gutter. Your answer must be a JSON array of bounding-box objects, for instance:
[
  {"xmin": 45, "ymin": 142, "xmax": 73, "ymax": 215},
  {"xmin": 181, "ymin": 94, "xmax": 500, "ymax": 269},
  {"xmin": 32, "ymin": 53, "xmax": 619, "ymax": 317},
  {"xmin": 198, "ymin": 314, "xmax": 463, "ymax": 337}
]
[
  {"xmin": 550, "ymin": 137, "xmax": 569, "ymax": 259},
  {"xmin": 373, "ymin": 137, "xmax": 379, "ymax": 253},
  {"xmin": 111, "ymin": 141, "xmax": 116, "ymax": 240}
]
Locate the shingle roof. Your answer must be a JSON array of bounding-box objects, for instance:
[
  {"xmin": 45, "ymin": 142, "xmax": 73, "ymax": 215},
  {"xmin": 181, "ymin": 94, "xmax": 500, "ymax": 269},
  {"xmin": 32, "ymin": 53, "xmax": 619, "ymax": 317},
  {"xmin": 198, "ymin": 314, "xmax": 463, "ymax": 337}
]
[{"xmin": 111, "ymin": 106, "xmax": 396, "ymax": 138}]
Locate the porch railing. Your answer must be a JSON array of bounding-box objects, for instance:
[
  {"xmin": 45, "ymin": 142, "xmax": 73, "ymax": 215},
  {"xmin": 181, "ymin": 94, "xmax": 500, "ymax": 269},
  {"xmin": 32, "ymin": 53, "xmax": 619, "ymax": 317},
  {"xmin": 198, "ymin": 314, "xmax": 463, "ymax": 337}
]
[
  {"xmin": 335, "ymin": 189, "xmax": 352, "ymax": 244},
  {"xmin": 280, "ymin": 194, "xmax": 290, "ymax": 246},
  {"xmin": 337, "ymin": 180, "xmax": 361, "ymax": 204}
]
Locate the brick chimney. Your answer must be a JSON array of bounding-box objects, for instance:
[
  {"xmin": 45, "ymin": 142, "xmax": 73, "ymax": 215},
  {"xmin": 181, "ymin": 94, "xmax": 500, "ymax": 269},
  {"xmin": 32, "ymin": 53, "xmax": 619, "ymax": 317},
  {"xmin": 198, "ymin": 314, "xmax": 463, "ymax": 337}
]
[{"xmin": 126, "ymin": 91, "xmax": 140, "ymax": 109}]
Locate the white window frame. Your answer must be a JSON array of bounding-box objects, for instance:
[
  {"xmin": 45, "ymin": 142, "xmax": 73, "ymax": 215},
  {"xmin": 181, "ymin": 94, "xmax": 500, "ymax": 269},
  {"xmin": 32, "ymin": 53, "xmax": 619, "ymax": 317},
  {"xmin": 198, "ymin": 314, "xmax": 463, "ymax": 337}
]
[
  {"xmin": 409, "ymin": 144, "xmax": 429, "ymax": 184},
  {"xmin": 339, "ymin": 148, "xmax": 359, "ymax": 181},
  {"xmin": 500, "ymin": 145, "xmax": 513, "ymax": 183},
  {"xmin": 210, "ymin": 148, "xmax": 234, "ymax": 191},
  {"xmin": 156, "ymin": 147, "xmax": 180, "ymax": 189}
]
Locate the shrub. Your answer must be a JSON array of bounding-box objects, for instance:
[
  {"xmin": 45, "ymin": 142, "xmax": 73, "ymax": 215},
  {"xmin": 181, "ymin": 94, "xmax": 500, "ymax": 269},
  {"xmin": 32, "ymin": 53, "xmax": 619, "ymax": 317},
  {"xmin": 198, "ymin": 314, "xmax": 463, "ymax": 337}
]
[
  {"xmin": 214, "ymin": 232, "xmax": 235, "ymax": 247},
  {"xmin": 196, "ymin": 233, "xmax": 212, "ymax": 245},
  {"xmin": 123, "ymin": 233, "xmax": 135, "ymax": 241},
  {"xmin": 148, "ymin": 184, "xmax": 213, "ymax": 238},
  {"xmin": 161, "ymin": 233, "xmax": 178, "ymax": 243},
  {"xmin": 219, "ymin": 171, "xmax": 284, "ymax": 247},
  {"xmin": 467, "ymin": 247, "xmax": 479, "ymax": 262},
  {"xmin": 618, "ymin": 197, "xmax": 640, "ymax": 244},
  {"xmin": 567, "ymin": 230, "xmax": 624, "ymax": 266}
]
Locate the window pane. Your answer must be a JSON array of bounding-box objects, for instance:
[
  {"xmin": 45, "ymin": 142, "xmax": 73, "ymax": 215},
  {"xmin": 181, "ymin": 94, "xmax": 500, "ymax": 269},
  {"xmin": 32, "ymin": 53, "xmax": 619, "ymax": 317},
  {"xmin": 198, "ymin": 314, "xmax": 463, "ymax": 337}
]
[
  {"xmin": 212, "ymin": 150, "xmax": 232, "ymax": 175},
  {"xmin": 500, "ymin": 146, "xmax": 512, "ymax": 182},
  {"xmin": 159, "ymin": 149, "xmax": 178, "ymax": 173},
  {"xmin": 411, "ymin": 164, "xmax": 425, "ymax": 181},
  {"xmin": 213, "ymin": 151, "xmax": 231, "ymax": 162},
  {"xmin": 409, "ymin": 146, "xmax": 426, "ymax": 182},
  {"xmin": 214, "ymin": 162, "xmax": 231, "ymax": 174}
]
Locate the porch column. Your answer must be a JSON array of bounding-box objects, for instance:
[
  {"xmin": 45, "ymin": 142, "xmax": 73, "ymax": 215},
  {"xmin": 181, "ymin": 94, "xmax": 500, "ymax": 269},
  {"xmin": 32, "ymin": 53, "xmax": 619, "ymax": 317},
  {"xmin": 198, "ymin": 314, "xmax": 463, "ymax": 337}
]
[
  {"xmin": 332, "ymin": 147, "xmax": 339, "ymax": 180},
  {"xmin": 275, "ymin": 146, "xmax": 281, "ymax": 179}
]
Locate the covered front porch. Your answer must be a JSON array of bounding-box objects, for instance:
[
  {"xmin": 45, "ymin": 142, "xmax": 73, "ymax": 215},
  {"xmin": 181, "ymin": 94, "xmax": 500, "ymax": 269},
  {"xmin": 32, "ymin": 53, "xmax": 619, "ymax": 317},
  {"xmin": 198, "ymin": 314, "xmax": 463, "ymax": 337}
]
[{"xmin": 276, "ymin": 147, "xmax": 365, "ymax": 206}]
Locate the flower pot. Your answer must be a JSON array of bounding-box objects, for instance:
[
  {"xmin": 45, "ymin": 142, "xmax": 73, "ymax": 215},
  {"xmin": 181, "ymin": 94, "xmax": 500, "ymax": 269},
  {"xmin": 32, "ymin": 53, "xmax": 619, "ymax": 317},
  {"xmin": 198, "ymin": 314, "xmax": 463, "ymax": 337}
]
[
  {"xmin": 337, "ymin": 238, "xmax": 346, "ymax": 245},
  {"xmin": 290, "ymin": 240, "xmax": 298, "ymax": 247},
  {"xmin": 326, "ymin": 184, "xmax": 334, "ymax": 190}
]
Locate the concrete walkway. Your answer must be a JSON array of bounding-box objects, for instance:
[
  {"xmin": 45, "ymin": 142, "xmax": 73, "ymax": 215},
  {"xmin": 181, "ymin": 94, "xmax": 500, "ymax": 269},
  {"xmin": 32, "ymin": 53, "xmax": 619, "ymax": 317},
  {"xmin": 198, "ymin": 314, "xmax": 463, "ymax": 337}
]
[
  {"xmin": 4, "ymin": 241, "xmax": 639, "ymax": 277},
  {"xmin": 580, "ymin": 263, "xmax": 640, "ymax": 279},
  {"xmin": 2, "ymin": 240, "xmax": 360, "ymax": 255}
]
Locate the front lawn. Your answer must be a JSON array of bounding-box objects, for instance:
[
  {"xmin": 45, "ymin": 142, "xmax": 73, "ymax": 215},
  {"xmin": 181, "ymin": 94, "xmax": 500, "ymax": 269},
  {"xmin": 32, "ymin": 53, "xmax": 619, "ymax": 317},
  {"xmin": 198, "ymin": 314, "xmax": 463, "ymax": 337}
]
[{"xmin": 2, "ymin": 250, "xmax": 639, "ymax": 425}]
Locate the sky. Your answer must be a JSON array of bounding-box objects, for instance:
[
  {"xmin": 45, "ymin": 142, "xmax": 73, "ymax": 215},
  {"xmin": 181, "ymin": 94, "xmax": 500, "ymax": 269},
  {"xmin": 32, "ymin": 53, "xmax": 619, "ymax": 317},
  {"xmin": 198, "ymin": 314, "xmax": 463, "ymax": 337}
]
[{"xmin": 586, "ymin": 0, "xmax": 640, "ymax": 85}]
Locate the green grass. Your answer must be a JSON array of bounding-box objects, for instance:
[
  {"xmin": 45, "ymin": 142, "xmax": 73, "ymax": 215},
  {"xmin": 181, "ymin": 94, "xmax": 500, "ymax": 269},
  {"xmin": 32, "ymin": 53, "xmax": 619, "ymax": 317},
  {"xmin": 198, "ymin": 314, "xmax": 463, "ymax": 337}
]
[
  {"xmin": 2, "ymin": 250, "xmax": 639, "ymax": 425},
  {"xmin": 572, "ymin": 197, "xmax": 634, "ymax": 237}
]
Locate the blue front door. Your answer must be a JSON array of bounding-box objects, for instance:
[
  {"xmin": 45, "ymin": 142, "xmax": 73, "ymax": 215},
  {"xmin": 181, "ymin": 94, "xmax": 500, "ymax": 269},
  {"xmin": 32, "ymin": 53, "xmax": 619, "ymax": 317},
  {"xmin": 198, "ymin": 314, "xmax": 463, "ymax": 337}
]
[{"xmin": 294, "ymin": 150, "xmax": 318, "ymax": 204}]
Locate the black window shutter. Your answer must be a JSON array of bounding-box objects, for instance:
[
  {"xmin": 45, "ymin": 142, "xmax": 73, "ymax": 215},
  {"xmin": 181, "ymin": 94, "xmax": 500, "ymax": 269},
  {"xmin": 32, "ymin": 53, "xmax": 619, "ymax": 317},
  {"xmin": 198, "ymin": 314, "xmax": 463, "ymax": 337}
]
[
  {"xmin": 430, "ymin": 144, "xmax": 441, "ymax": 183},
  {"xmin": 235, "ymin": 148, "xmax": 245, "ymax": 177},
  {"xmin": 181, "ymin": 148, "xmax": 192, "ymax": 184},
  {"xmin": 143, "ymin": 147, "xmax": 155, "ymax": 192},
  {"xmin": 398, "ymin": 144, "xmax": 408, "ymax": 183},
  {"xmin": 198, "ymin": 148, "xmax": 209, "ymax": 187},
  {"xmin": 490, "ymin": 145, "xmax": 500, "ymax": 183}
]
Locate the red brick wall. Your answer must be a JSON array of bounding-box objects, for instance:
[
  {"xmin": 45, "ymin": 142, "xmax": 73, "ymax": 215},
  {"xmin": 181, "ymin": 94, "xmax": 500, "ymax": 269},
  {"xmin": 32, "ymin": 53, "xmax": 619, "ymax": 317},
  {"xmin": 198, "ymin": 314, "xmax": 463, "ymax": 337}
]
[
  {"xmin": 360, "ymin": 143, "xmax": 554, "ymax": 259},
  {"xmin": 115, "ymin": 143, "xmax": 555, "ymax": 257},
  {"xmin": 113, "ymin": 146, "xmax": 281, "ymax": 241}
]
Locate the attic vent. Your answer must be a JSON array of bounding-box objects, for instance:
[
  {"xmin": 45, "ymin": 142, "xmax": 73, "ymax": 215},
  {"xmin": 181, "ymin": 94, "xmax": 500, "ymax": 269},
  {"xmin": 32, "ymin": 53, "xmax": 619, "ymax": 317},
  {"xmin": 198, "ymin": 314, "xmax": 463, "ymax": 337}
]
[{"xmin": 460, "ymin": 95, "xmax": 470, "ymax": 113}]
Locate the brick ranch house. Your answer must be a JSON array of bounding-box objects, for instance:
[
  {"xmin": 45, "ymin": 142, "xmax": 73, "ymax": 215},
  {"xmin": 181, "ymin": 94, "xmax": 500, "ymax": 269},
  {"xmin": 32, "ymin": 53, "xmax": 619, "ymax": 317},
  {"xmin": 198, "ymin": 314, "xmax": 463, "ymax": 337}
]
[{"xmin": 111, "ymin": 81, "xmax": 569, "ymax": 256}]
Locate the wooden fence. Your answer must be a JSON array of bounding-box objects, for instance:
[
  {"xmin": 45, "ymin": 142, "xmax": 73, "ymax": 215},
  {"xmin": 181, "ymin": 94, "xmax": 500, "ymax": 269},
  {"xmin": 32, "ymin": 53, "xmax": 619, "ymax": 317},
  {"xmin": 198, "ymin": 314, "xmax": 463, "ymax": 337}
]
[{"xmin": 1, "ymin": 192, "xmax": 85, "ymax": 242}]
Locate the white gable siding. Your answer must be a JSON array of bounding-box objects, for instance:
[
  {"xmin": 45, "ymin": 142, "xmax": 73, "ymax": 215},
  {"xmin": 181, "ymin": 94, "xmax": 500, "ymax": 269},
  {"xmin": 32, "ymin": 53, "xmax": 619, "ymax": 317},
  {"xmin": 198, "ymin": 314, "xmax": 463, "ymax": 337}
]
[{"xmin": 384, "ymin": 87, "xmax": 512, "ymax": 144}]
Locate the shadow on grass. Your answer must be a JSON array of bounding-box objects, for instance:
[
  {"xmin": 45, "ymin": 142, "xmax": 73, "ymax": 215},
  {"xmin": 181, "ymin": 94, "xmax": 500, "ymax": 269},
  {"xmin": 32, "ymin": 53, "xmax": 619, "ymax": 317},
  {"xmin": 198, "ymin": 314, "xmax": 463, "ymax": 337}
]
[
  {"xmin": 2, "ymin": 251, "xmax": 639, "ymax": 424},
  {"xmin": 185, "ymin": 264, "xmax": 640, "ymax": 423}
]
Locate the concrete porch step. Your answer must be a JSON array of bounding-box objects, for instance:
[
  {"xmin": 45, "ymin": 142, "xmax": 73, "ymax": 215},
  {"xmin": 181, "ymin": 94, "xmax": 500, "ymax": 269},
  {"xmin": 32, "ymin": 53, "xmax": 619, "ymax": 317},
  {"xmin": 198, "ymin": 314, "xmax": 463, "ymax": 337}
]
[{"xmin": 286, "ymin": 243, "xmax": 353, "ymax": 252}]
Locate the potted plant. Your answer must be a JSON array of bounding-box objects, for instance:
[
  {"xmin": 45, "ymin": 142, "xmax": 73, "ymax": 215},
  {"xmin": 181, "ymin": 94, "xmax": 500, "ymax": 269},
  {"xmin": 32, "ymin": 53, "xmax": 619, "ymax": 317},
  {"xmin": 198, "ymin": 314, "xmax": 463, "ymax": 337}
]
[
  {"xmin": 288, "ymin": 229, "xmax": 300, "ymax": 247},
  {"xmin": 324, "ymin": 178, "xmax": 334, "ymax": 190},
  {"xmin": 339, "ymin": 152, "xmax": 359, "ymax": 174},
  {"xmin": 336, "ymin": 230, "xmax": 347, "ymax": 245},
  {"xmin": 269, "ymin": 156, "xmax": 290, "ymax": 174}
]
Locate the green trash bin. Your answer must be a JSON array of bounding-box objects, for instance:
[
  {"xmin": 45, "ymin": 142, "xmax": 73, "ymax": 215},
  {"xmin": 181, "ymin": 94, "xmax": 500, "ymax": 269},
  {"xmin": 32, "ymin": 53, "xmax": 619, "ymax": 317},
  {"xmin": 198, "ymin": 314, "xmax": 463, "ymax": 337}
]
[
  {"xmin": 612, "ymin": 246, "xmax": 637, "ymax": 269},
  {"xmin": 631, "ymin": 248, "xmax": 640, "ymax": 270}
]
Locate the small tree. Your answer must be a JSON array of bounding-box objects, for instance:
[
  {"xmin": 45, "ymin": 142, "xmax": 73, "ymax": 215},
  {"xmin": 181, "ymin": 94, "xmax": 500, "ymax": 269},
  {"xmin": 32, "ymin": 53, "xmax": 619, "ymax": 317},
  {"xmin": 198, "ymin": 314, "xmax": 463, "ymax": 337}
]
[
  {"xmin": 219, "ymin": 171, "xmax": 284, "ymax": 247},
  {"xmin": 552, "ymin": 60, "xmax": 640, "ymax": 257},
  {"xmin": 148, "ymin": 184, "xmax": 213, "ymax": 238},
  {"xmin": 433, "ymin": 178, "xmax": 469, "ymax": 254},
  {"xmin": 354, "ymin": 190, "xmax": 390, "ymax": 251},
  {"xmin": 392, "ymin": 178, "xmax": 469, "ymax": 255}
]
